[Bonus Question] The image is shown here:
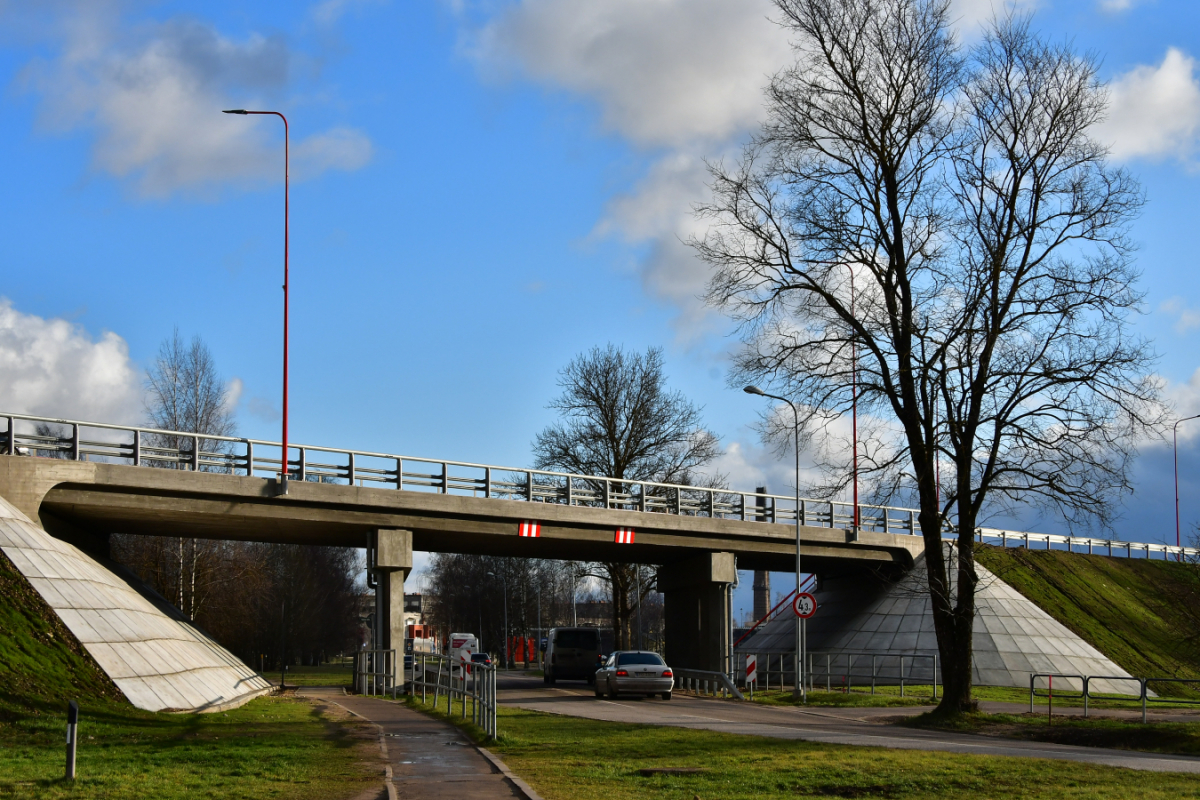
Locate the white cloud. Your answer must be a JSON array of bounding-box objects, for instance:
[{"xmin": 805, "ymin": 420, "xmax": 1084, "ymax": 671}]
[
  {"xmin": 0, "ymin": 299, "xmax": 142, "ymax": 424},
  {"xmin": 1159, "ymin": 297, "xmax": 1200, "ymax": 334},
  {"xmin": 1096, "ymin": 48, "xmax": 1200, "ymax": 163},
  {"xmin": 1098, "ymin": 0, "xmax": 1138, "ymax": 11},
  {"xmin": 19, "ymin": 11, "xmax": 373, "ymax": 196},
  {"xmin": 474, "ymin": 0, "xmax": 790, "ymax": 150}
]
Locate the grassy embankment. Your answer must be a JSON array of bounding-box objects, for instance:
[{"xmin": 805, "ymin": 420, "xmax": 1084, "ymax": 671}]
[
  {"xmin": 405, "ymin": 692, "xmax": 1200, "ymax": 799},
  {"xmin": 0, "ymin": 550, "xmax": 378, "ymax": 800}
]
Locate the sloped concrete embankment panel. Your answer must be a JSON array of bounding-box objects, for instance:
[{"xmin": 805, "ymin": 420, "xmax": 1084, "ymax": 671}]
[
  {"xmin": 0, "ymin": 495, "xmax": 271, "ymax": 712},
  {"xmin": 736, "ymin": 550, "xmax": 1139, "ymax": 694}
]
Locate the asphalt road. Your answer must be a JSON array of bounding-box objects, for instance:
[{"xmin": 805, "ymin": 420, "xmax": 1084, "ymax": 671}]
[{"xmin": 496, "ymin": 672, "xmax": 1200, "ymax": 774}]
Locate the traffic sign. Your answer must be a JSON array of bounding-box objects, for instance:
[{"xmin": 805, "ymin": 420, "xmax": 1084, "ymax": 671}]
[
  {"xmin": 793, "ymin": 591, "xmax": 817, "ymax": 618},
  {"xmin": 745, "ymin": 654, "xmax": 757, "ymax": 684}
]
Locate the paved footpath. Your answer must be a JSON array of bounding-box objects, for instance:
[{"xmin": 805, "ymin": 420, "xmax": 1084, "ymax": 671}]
[
  {"xmin": 301, "ymin": 687, "xmax": 528, "ymax": 800},
  {"xmin": 497, "ymin": 673, "xmax": 1200, "ymax": 774}
]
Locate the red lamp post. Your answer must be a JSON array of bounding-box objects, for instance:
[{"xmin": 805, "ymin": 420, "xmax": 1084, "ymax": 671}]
[{"xmin": 223, "ymin": 109, "xmax": 290, "ymax": 493}]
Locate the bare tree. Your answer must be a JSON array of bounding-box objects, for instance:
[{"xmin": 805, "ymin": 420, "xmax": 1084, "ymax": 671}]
[
  {"xmin": 532, "ymin": 345, "xmax": 723, "ymax": 650},
  {"xmin": 115, "ymin": 329, "xmax": 237, "ymax": 619},
  {"xmin": 694, "ymin": 0, "xmax": 1163, "ymax": 714}
]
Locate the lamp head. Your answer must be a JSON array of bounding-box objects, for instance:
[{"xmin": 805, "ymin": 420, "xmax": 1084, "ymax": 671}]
[
  {"xmin": 743, "ymin": 385, "xmax": 766, "ymax": 396},
  {"xmin": 222, "ymin": 109, "xmax": 249, "ymax": 115}
]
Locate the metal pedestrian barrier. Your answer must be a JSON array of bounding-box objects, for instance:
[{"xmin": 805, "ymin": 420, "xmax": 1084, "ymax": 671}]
[
  {"xmin": 354, "ymin": 649, "xmax": 397, "ymax": 698},
  {"xmin": 412, "ymin": 652, "xmax": 498, "ymax": 739},
  {"xmin": 738, "ymin": 652, "xmax": 940, "ymax": 699},
  {"xmin": 675, "ymin": 668, "xmax": 745, "ymax": 700},
  {"xmin": 1030, "ymin": 673, "xmax": 1200, "ymax": 722}
]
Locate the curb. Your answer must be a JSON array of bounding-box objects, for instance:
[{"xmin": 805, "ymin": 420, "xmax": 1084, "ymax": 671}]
[{"xmin": 476, "ymin": 745, "xmax": 546, "ymax": 800}]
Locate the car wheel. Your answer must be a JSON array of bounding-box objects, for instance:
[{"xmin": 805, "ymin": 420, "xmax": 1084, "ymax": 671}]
[{"xmin": 662, "ymin": 691, "xmax": 672, "ymax": 701}]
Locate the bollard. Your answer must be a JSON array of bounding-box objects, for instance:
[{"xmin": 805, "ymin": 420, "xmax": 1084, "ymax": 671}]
[{"xmin": 66, "ymin": 699, "xmax": 79, "ymax": 780}]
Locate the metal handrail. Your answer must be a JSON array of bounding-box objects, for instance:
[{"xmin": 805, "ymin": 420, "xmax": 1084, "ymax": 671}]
[
  {"xmin": 4, "ymin": 411, "xmax": 1199, "ymax": 560},
  {"xmin": 1030, "ymin": 672, "xmax": 1200, "ymax": 722},
  {"xmin": 412, "ymin": 651, "xmax": 497, "ymax": 739},
  {"xmin": 355, "ymin": 649, "xmax": 397, "ymax": 698}
]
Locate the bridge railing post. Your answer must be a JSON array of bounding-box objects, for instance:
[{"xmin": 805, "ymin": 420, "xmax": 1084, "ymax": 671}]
[
  {"xmin": 70, "ymin": 423, "xmax": 80, "ymax": 461},
  {"xmin": 602, "ymin": 480, "xmax": 610, "ymax": 509},
  {"xmin": 485, "ymin": 467, "xmax": 493, "ymax": 499},
  {"xmin": 347, "ymin": 452, "xmax": 356, "ymax": 487},
  {"xmin": 245, "ymin": 440, "xmax": 253, "ymax": 476},
  {"xmin": 191, "ymin": 435, "xmax": 200, "ymax": 471},
  {"xmin": 3, "ymin": 416, "xmax": 12, "ymax": 455},
  {"xmin": 296, "ymin": 447, "xmax": 306, "ymax": 482},
  {"xmin": 133, "ymin": 429, "xmax": 142, "ymax": 467},
  {"xmin": 395, "ymin": 457, "xmax": 404, "ymax": 490}
]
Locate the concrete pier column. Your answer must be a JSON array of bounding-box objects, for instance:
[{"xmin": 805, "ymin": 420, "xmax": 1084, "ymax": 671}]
[
  {"xmin": 657, "ymin": 551, "xmax": 735, "ymax": 673},
  {"xmin": 371, "ymin": 529, "xmax": 412, "ymax": 687}
]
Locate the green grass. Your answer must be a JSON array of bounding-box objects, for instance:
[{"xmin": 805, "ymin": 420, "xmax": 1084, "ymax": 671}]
[
  {"xmin": 0, "ymin": 694, "xmax": 379, "ymax": 799},
  {"xmin": 976, "ymin": 544, "xmax": 1200, "ymax": 696},
  {"xmin": 746, "ymin": 687, "xmax": 935, "ymax": 708},
  {"xmin": 277, "ymin": 663, "xmax": 356, "ymax": 688},
  {"xmin": 405, "ymin": 695, "xmax": 1200, "ymax": 799},
  {"xmin": 0, "ymin": 550, "xmax": 379, "ymax": 799},
  {"xmin": 902, "ymin": 710, "xmax": 1200, "ymax": 758}
]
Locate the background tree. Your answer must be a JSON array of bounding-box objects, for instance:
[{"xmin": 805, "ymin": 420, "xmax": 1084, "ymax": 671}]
[
  {"xmin": 695, "ymin": 0, "xmax": 1162, "ymax": 714},
  {"xmin": 114, "ymin": 329, "xmax": 237, "ymax": 618},
  {"xmin": 532, "ymin": 345, "xmax": 722, "ymax": 650}
]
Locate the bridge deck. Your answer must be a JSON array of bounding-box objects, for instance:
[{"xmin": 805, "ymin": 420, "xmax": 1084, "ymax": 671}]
[{"xmin": 0, "ymin": 456, "xmax": 920, "ymax": 573}]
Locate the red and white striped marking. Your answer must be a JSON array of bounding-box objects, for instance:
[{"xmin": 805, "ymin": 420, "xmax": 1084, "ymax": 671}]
[
  {"xmin": 518, "ymin": 520, "xmax": 541, "ymax": 538},
  {"xmin": 615, "ymin": 527, "xmax": 635, "ymax": 544},
  {"xmin": 745, "ymin": 654, "xmax": 757, "ymax": 684}
]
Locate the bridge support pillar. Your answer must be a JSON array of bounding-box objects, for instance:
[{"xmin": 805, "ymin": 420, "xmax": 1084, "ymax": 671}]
[
  {"xmin": 657, "ymin": 552, "xmax": 735, "ymax": 674},
  {"xmin": 371, "ymin": 529, "xmax": 412, "ymax": 689}
]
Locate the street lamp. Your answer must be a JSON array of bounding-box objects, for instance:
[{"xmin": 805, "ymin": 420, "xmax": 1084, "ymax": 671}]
[
  {"xmin": 487, "ymin": 570, "xmax": 512, "ymax": 669},
  {"xmin": 744, "ymin": 385, "xmax": 805, "ymax": 700},
  {"xmin": 1174, "ymin": 415, "xmax": 1200, "ymax": 557},
  {"xmin": 222, "ymin": 109, "xmax": 291, "ymax": 493}
]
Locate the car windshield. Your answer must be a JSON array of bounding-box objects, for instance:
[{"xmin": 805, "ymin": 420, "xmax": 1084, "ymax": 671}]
[
  {"xmin": 617, "ymin": 653, "xmax": 664, "ymax": 666},
  {"xmin": 555, "ymin": 630, "xmax": 599, "ymax": 649}
]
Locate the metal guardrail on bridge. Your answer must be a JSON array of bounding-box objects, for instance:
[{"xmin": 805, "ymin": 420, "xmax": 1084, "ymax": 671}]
[{"xmin": 3, "ymin": 412, "xmax": 1198, "ymax": 561}]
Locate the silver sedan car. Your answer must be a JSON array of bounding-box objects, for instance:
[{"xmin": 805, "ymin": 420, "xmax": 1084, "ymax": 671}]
[{"xmin": 594, "ymin": 651, "xmax": 673, "ymax": 700}]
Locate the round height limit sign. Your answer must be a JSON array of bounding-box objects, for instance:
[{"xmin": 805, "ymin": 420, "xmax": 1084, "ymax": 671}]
[{"xmin": 793, "ymin": 592, "xmax": 817, "ymax": 619}]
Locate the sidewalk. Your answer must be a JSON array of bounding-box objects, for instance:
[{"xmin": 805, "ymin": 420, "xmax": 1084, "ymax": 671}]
[{"xmin": 301, "ymin": 687, "xmax": 529, "ymax": 800}]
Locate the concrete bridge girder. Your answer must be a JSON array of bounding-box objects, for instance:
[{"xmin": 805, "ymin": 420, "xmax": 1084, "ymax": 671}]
[{"xmin": 0, "ymin": 455, "xmax": 927, "ymax": 672}]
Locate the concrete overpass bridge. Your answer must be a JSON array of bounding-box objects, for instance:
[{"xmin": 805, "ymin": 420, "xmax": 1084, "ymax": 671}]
[{"xmin": 2, "ymin": 412, "xmax": 1195, "ymax": 677}]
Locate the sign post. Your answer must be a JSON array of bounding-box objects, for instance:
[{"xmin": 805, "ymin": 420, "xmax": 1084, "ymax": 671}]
[{"xmin": 792, "ymin": 592, "xmax": 816, "ymax": 696}]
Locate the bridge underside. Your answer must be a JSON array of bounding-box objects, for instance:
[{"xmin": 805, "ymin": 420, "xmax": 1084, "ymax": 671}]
[{"xmin": 1, "ymin": 455, "xmax": 925, "ymax": 675}]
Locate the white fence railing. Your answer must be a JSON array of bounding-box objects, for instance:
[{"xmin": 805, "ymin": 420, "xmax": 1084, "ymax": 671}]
[{"xmin": 4, "ymin": 411, "xmax": 1198, "ymax": 561}]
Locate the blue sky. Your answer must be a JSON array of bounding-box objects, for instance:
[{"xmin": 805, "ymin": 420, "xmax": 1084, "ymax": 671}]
[{"xmin": 4, "ymin": 0, "xmax": 1200, "ymax": 621}]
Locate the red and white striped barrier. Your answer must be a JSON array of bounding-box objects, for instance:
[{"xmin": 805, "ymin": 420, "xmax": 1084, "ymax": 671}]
[
  {"xmin": 518, "ymin": 520, "xmax": 541, "ymax": 538},
  {"xmin": 615, "ymin": 527, "xmax": 635, "ymax": 544}
]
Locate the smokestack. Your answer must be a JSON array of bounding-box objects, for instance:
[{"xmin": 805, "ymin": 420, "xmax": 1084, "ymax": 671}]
[{"xmin": 753, "ymin": 486, "xmax": 771, "ymax": 620}]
